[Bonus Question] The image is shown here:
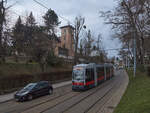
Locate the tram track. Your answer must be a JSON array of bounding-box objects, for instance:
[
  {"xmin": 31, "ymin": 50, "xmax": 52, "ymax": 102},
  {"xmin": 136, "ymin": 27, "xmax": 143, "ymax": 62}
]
[
  {"xmin": 22, "ymin": 91, "xmax": 80, "ymax": 113},
  {"xmin": 85, "ymin": 74, "xmax": 123, "ymax": 113},
  {"xmin": 0, "ymin": 70, "xmax": 124, "ymax": 113},
  {"xmin": 42, "ymin": 76, "xmax": 117, "ymax": 113},
  {"xmin": 84, "ymin": 84, "xmax": 116, "ymax": 113},
  {"xmin": 22, "ymin": 92, "xmax": 76, "ymax": 113},
  {"xmin": 24, "ymin": 76, "xmax": 117, "ymax": 113},
  {"xmin": 0, "ymin": 84, "xmax": 72, "ymax": 113},
  {"xmin": 40, "ymin": 69, "xmax": 123, "ymax": 113},
  {"xmin": 95, "ymin": 71, "xmax": 126, "ymax": 113},
  {"xmin": 62, "ymin": 77, "xmax": 118, "ymax": 113}
]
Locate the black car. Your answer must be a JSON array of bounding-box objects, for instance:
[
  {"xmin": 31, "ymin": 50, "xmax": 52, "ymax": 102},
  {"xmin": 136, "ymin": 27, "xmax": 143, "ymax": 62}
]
[{"xmin": 14, "ymin": 81, "xmax": 53, "ymax": 102}]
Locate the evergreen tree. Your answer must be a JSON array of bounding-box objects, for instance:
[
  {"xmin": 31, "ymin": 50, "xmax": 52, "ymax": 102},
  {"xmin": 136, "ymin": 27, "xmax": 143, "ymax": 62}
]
[
  {"xmin": 43, "ymin": 9, "xmax": 60, "ymax": 35},
  {"xmin": 12, "ymin": 16, "xmax": 25, "ymax": 55},
  {"xmin": 24, "ymin": 12, "xmax": 37, "ymax": 56},
  {"xmin": 26, "ymin": 12, "xmax": 36, "ymax": 27}
]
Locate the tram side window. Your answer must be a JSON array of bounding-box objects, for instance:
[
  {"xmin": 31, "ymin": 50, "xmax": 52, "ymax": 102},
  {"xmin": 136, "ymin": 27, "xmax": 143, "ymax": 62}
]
[
  {"xmin": 91, "ymin": 69, "xmax": 94, "ymax": 80},
  {"xmin": 86, "ymin": 68, "xmax": 94, "ymax": 82},
  {"xmin": 97, "ymin": 67, "xmax": 104, "ymax": 77}
]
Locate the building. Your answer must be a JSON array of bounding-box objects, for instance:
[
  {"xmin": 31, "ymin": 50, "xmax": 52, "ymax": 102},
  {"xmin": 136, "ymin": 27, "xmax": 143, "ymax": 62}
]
[{"xmin": 55, "ymin": 25, "xmax": 75, "ymax": 59}]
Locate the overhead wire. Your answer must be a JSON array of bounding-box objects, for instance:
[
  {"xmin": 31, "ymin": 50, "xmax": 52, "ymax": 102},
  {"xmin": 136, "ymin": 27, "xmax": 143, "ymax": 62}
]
[
  {"xmin": 10, "ymin": 0, "xmax": 67, "ymax": 27},
  {"xmin": 32, "ymin": 0, "xmax": 126, "ymax": 53},
  {"xmin": 33, "ymin": 0, "xmax": 75, "ymax": 26}
]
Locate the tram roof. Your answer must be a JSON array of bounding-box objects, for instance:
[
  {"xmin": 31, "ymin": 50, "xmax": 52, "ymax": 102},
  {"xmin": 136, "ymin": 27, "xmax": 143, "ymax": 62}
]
[
  {"xmin": 74, "ymin": 63, "xmax": 113, "ymax": 68},
  {"xmin": 96, "ymin": 64, "xmax": 104, "ymax": 67},
  {"xmin": 104, "ymin": 63, "xmax": 113, "ymax": 67},
  {"xmin": 74, "ymin": 64, "xmax": 89, "ymax": 67}
]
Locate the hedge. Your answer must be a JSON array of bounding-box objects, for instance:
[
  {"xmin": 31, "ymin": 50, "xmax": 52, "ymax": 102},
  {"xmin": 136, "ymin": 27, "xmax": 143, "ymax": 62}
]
[{"xmin": 0, "ymin": 71, "xmax": 72, "ymax": 92}]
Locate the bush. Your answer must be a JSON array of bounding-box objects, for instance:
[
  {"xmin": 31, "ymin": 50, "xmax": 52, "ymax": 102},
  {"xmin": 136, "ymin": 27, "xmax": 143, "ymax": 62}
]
[
  {"xmin": 137, "ymin": 65, "xmax": 146, "ymax": 73},
  {"xmin": 46, "ymin": 52, "xmax": 63, "ymax": 67},
  {"xmin": 36, "ymin": 71, "xmax": 72, "ymax": 82},
  {"xmin": 147, "ymin": 66, "xmax": 150, "ymax": 77}
]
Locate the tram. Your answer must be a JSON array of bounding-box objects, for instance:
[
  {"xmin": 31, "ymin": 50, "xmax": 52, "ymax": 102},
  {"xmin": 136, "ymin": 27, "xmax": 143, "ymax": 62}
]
[{"xmin": 72, "ymin": 63, "xmax": 114, "ymax": 90}]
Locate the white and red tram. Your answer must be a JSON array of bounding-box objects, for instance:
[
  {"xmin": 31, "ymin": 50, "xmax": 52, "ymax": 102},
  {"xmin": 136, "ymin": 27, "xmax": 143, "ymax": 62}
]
[{"xmin": 72, "ymin": 63, "xmax": 114, "ymax": 90}]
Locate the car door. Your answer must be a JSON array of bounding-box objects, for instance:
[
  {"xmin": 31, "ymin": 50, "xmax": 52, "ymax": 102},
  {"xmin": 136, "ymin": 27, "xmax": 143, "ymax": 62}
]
[
  {"xmin": 31, "ymin": 84, "xmax": 42, "ymax": 97},
  {"xmin": 40, "ymin": 82, "xmax": 49, "ymax": 95},
  {"xmin": 38, "ymin": 82, "xmax": 49, "ymax": 96}
]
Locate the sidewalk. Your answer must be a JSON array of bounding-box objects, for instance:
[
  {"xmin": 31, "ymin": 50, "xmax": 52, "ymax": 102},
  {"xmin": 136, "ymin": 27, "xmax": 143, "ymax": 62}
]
[{"xmin": 0, "ymin": 80, "xmax": 72, "ymax": 104}]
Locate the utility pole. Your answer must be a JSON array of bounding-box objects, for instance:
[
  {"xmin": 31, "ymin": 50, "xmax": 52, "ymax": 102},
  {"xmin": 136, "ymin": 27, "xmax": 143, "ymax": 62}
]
[
  {"xmin": 125, "ymin": 55, "xmax": 127, "ymax": 68},
  {"xmin": 133, "ymin": 29, "xmax": 136, "ymax": 77}
]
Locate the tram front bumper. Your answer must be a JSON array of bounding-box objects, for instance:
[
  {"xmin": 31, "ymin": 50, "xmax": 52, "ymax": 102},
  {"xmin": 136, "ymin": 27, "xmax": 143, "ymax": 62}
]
[{"xmin": 72, "ymin": 85, "xmax": 87, "ymax": 91}]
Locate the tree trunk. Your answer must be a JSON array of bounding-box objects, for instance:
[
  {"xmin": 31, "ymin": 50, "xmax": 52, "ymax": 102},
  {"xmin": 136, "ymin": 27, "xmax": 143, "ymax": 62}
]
[
  {"xmin": 0, "ymin": 0, "xmax": 5, "ymax": 64},
  {"xmin": 40, "ymin": 62, "xmax": 45, "ymax": 72},
  {"xmin": 140, "ymin": 37, "xmax": 145, "ymax": 64},
  {"xmin": 74, "ymin": 36, "xmax": 78, "ymax": 65}
]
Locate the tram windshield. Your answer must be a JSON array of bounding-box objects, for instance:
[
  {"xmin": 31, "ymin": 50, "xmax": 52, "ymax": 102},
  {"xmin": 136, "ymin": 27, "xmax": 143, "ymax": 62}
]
[{"xmin": 73, "ymin": 67, "xmax": 84, "ymax": 81}]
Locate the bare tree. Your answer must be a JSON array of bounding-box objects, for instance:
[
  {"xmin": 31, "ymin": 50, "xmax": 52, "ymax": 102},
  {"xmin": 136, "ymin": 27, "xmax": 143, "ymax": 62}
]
[
  {"xmin": 0, "ymin": 0, "xmax": 16, "ymax": 63},
  {"xmin": 100, "ymin": 0, "xmax": 150, "ymax": 64},
  {"xmin": 79, "ymin": 31, "xmax": 107, "ymax": 63},
  {"xmin": 0, "ymin": 0, "xmax": 6, "ymax": 62},
  {"xmin": 79, "ymin": 39, "xmax": 84, "ymax": 58},
  {"xmin": 92, "ymin": 33, "xmax": 107, "ymax": 63},
  {"xmin": 84, "ymin": 30, "xmax": 94, "ymax": 61},
  {"xmin": 74, "ymin": 16, "xmax": 85, "ymax": 65}
]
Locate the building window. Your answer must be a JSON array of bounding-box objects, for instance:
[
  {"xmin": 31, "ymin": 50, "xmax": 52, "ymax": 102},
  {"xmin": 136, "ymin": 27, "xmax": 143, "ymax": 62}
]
[
  {"xmin": 58, "ymin": 47, "xmax": 68, "ymax": 56},
  {"xmin": 63, "ymin": 44, "xmax": 65, "ymax": 48}
]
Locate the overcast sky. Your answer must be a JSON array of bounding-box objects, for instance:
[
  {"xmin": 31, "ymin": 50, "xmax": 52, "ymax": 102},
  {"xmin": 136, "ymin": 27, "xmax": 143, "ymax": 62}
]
[{"xmin": 8, "ymin": 0, "xmax": 122, "ymax": 58}]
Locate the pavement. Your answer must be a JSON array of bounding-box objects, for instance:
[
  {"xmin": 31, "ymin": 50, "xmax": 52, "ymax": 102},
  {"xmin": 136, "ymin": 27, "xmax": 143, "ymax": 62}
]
[{"xmin": 0, "ymin": 80, "xmax": 72, "ymax": 104}]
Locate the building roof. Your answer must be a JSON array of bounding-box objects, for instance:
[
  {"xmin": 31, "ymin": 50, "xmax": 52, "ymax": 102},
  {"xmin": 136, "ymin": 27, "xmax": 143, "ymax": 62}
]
[{"xmin": 60, "ymin": 25, "xmax": 75, "ymax": 30}]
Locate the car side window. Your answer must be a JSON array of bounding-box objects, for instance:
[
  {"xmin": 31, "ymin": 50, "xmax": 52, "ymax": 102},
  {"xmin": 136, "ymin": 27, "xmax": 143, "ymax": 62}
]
[
  {"xmin": 42, "ymin": 83, "xmax": 48, "ymax": 88},
  {"xmin": 33, "ymin": 85, "xmax": 39, "ymax": 90},
  {"xmin": 39, "ymin": 82, "xmax": 48, "ymax": 89}
]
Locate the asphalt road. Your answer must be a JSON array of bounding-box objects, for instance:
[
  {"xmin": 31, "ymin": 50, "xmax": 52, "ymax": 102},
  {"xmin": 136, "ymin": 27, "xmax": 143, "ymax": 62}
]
[{"xmin": 0, "ymin": 70, "xmax": 126, "ymax": 113}]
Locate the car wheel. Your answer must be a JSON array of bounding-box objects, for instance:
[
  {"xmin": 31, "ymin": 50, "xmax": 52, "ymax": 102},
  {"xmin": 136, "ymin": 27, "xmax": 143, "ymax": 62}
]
[
  {"xmin": 28, "ymin": 95, "xmax": 33, "ymax": 101},
  {"xmin": 48, "ymin": 88, "xmax": 53, "ymax": 95},
  {"xmin": 15, "ymin": 98, "xmax": 19, "ymax": 102}
]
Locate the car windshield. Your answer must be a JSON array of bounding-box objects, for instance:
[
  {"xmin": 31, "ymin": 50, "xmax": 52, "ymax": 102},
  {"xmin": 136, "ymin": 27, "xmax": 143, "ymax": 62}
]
[
  {"xmin": 23, "ymin": 83, "xmax": 37, "ymax": 91},
  {"xmin": 73, "ymin": 69, "xmax": 84, "ymax": 81}
]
